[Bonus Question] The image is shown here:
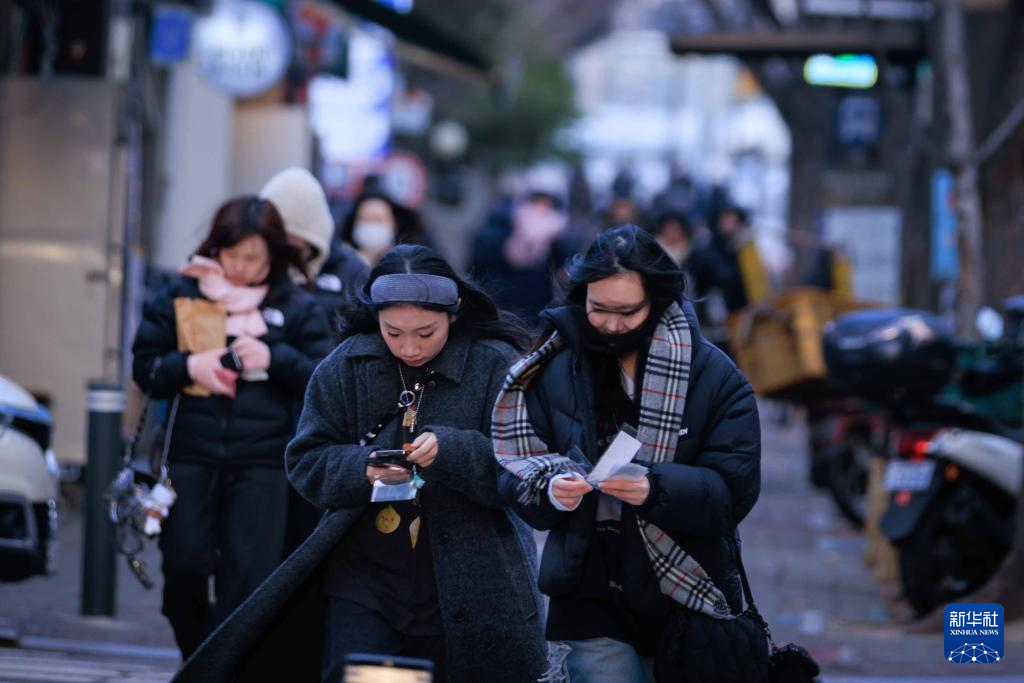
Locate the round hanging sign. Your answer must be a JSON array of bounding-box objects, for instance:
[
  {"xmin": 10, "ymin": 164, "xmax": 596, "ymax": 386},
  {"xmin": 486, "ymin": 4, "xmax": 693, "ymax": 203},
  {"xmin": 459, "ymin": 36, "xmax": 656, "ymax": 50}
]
[{"xmin": 193, "ymin": 1, "xmax": 292, "ymax": 97}]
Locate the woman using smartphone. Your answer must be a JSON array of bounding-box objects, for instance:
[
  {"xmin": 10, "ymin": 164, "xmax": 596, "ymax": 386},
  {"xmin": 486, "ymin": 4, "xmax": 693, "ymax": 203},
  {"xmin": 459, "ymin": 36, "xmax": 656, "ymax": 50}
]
[{"xmin": 176, "ymin": 245, "xmax": 547, "ymax": 683}]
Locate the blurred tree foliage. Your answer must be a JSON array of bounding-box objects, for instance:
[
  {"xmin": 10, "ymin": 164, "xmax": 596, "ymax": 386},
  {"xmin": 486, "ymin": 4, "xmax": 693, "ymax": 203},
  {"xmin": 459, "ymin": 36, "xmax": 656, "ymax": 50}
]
[
  {"xmin": 460, "ymin": 47, "xmax": 578, "ymax": 172},
  {"xmin": 408, "ymin": 0, "xmax": 598, "ymax": 172}
]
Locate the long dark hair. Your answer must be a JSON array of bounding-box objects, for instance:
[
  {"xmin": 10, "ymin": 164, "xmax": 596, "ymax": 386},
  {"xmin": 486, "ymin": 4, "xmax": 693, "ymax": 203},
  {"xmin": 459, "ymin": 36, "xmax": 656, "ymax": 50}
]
[
  {"xmin": 196, "ymin": 196, "xmax": 309, "ymax": 285},
  {"xmin": 338, "ymin": 190, "xmax": 427, "ymax": 249},
  {"xmin": 340, "ymin": 244, "xmax": 530, "ymax": 350},
  {"xmin": 563, "ymin": 224, "xmax": 685, "ymax": 310}
]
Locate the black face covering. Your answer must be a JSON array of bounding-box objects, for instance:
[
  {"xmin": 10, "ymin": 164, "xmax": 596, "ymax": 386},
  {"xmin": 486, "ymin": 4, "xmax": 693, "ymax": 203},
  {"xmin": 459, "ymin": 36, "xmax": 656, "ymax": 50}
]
[{"xmin": 573, "ymin": 302, "xmax": 665, "ymax": 357}]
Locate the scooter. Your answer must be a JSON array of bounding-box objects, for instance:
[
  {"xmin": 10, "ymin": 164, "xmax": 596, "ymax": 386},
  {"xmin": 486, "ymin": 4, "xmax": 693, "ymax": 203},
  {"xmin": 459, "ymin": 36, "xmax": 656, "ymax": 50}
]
[
  {"xmin": 824, "ymin": 304, "xmax": 1022, "ymax": 614},
  {"xmin": 883, "ymin": 422, "xmax": 1021, "ymax": 614}
]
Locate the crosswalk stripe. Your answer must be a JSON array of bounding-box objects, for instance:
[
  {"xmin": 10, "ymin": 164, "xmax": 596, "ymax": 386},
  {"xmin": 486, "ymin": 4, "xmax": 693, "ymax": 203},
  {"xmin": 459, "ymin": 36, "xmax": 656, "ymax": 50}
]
[
  {"xmin": 0, "ymin": 651, "xmax": 160, "ymax": 673},
  {"xmin": 0, "ymin": 667, "xmax": 97, "ymax": 683},
  {"xmin": 0, "ymin": 650, "xmax": 175, "ymax": 683},
  {"xmin": 0, "ymin": 658, "xmax": 123, "ymax": 676}
]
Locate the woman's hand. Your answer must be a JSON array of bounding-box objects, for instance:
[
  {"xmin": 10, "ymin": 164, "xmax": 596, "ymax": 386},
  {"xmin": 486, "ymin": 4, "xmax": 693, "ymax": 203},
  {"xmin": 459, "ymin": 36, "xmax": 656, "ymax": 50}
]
[
  {"xmin": 406, "ymin": 431, "xmax": 438, "ymax": 468},
  {"xmin": 187, "ymin": 348, "xmax": 237, "ymax": 398},
  {"xmin": 231, "ymin": 336, "xmax": 271, "ymax": 372},
  {"xmin": 551, "ymin": 475, "xmax": 593, "ymax": 509},
  {"xmin": 365, "ymin": 465, "xmax": 412, "ymax": 486},
  {"xmin": 599, "ymin": 475, "xmax": 651, "ymax": 506}
]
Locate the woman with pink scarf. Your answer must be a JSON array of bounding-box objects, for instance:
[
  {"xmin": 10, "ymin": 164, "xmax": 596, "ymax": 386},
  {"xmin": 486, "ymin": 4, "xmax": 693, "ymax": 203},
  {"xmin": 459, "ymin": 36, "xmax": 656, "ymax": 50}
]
[{"xmin": 131, "ymin": 196, "xmax": 330, "ymax": 661}]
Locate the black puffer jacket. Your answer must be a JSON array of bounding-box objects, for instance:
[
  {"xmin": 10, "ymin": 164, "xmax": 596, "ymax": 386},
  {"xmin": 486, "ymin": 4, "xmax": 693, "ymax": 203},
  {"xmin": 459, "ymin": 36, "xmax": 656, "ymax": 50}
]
[
  {"xmin": 310, "ymin": 241, "xmax": 368, "ymax": 332},
  {"xmin": 498, "ymin": 301, "xmax": 761, "ymax": 614},
  {"xmin": 687, "ymin": 239, "xmax": 747, "ymax": 313},
  {"xmin": 132, "ymin": 274, "xmax": 331, "ymax": 467}
]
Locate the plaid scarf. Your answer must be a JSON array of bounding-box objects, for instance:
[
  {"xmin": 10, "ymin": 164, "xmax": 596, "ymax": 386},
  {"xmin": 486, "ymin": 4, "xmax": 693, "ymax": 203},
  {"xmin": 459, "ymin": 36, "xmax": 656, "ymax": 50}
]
[{"xmin": 493, "ymin": 302, "xmax": 733, "ymax": 619}]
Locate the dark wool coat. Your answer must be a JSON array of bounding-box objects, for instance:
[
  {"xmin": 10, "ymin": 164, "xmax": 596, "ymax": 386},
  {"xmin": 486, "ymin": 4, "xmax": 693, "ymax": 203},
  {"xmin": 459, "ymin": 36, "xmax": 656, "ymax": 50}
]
[
  {"xmin": 175, "ymin": 330, "xmax": 547, "ymax": 683},
  {"xmin": 498, "ymin": 301, "xmax": 761, "ymax": 616},
  {"xmin": 131, "ymin": 273, "xmax": 331, "ymax": 467}
]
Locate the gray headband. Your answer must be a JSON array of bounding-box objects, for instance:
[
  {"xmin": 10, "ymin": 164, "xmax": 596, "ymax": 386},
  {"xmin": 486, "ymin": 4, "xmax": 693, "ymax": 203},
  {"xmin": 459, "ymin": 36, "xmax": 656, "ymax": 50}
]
[{"xmin": 370, "ymin": 273, "xmax": 459, "ymax": 309}]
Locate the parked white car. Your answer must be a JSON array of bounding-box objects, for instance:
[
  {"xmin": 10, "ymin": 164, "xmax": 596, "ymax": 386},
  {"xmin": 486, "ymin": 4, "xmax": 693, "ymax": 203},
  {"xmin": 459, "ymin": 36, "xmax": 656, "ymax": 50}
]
[{"xmin": 0, "ymin": 374, "xmax": 58, "ymax": 581}]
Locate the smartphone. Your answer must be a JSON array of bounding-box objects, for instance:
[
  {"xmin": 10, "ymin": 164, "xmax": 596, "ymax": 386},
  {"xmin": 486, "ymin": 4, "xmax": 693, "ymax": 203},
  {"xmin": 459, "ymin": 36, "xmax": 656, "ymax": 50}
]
[
  {"xmin": 219, "ymin": 349, "xmax": 242, "ymax": 373},
  {"xmin": 368, "ymin": 449, "xmax": 412, "ymax": 470},
  {"xmin": 342, "ymin": 653, "xmax": 432, "ymax": 683}
]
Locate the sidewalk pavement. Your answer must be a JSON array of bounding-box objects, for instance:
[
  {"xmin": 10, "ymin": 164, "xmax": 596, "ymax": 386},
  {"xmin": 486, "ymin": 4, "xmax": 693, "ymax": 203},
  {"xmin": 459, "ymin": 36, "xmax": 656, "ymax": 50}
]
[
  {"xmin": 745, "ymin": 400, "xmax": 1024, "ymax": 678},
  {"xmin": 0, "ymin": 485, "xmax": 177, "ymax": 656}
]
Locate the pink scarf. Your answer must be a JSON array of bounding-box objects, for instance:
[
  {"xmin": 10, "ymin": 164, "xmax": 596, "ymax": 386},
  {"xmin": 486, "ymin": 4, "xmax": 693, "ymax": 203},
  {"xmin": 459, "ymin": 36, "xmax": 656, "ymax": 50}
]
[{"xmin": 180, "ymin": 255, "xmax": 268, "ymax": 338}]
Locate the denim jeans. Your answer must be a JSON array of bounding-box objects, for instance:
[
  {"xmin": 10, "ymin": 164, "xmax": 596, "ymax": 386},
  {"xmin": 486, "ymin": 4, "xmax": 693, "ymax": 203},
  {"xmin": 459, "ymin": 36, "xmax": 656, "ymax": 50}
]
[{"xmin": 564, "ymin": 637, "xmax": 655, "ymax": 683}]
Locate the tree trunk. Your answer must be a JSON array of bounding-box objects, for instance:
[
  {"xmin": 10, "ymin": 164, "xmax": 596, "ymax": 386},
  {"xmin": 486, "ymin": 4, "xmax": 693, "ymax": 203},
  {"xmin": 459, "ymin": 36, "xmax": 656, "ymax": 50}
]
[
  {"xmin": 751, "ymin": 63, "xmax": 834, "ymax": 283},
  {"xmin": 940, "ymin": 0, "xmax": 986, "ymax": 338}
]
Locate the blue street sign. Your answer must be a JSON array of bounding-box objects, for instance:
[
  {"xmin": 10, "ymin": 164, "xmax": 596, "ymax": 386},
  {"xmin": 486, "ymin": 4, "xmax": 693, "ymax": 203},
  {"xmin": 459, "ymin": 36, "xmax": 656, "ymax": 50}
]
[
  {"xmin": 931, "ymin": 169, "xmax": 959, "ymax": 281},
  {"xmin": 150, "ymin": 5, "xmax": 192, "ymax": 66}
]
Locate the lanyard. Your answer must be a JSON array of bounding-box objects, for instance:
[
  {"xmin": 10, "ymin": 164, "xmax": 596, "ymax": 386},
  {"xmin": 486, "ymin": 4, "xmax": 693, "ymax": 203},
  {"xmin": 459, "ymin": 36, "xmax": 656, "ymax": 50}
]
[{"xmin": 358, "ymin": 368, "xmax": 436, "ymax": 447}]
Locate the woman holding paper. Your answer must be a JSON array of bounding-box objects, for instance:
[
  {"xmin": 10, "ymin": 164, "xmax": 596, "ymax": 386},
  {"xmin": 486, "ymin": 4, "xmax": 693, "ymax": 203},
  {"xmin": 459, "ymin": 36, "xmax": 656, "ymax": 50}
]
[
  {"xmin": 495, "ymin": 224, "xmax": 762, "ymax": 682},
  {"xmin": 178, "ymin": 245, "xmax": 547, "ymax": 682},
  {"xmin": 131, "ymin": 196, "xmax": 330, "ymax": 660}
]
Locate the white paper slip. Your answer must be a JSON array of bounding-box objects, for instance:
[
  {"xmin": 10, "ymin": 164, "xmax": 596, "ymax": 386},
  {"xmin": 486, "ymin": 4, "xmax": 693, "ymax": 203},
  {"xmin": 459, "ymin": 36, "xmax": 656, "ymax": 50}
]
[
  {"xmin": 370, "ymin": 479, "xmax": 418, "ymax": 502},
  {"xmin": 602, "ymin": 462, "xmax": 649, "ymax": 482},
  {"xmin": 585, "ymin": 429, "xmax": 643, "ymax": 486}
]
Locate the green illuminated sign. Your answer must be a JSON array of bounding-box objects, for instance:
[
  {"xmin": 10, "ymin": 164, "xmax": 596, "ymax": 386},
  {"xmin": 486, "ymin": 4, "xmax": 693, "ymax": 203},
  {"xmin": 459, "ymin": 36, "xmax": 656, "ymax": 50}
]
[{"xmin": 804, "ymin": 54, "xmax": 878, "ymax": 89}]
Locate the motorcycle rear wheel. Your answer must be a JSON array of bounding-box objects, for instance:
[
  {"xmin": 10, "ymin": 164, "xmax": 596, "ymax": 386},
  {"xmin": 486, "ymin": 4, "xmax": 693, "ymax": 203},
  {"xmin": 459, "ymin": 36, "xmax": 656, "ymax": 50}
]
[{"xmin": 898, "ymin": 483, "xmax": 1013, "ymax": 615}]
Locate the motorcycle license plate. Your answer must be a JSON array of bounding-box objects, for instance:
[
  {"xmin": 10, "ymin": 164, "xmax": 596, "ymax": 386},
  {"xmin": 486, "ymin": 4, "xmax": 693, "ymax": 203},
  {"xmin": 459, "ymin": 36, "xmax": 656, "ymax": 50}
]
[{"xmin": 884, "ymin": 460, "xmax": 936, "ymax": 492}]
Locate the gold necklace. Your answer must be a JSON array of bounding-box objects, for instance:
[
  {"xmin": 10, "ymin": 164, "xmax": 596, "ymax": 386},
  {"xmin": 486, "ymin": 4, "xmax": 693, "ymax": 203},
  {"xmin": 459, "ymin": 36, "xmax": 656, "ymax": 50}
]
[
  {"xmin": 397, "ymin": 364, "xmax": 429, "ymax": 434},
  {"xmin": 384, "ymin": 364, "xmax": 433, "ymax": 543}
]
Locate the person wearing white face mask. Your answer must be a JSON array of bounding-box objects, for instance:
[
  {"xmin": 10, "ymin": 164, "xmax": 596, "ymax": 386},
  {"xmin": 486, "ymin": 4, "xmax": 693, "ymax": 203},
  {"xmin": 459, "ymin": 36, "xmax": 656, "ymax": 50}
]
[
  {"xmin": 340, "ymin": 190, "xmax": 428, "ymax": 267},
  {"xmin": 352, "ymin": 210, "xmax": 395, "ymax": 256}
]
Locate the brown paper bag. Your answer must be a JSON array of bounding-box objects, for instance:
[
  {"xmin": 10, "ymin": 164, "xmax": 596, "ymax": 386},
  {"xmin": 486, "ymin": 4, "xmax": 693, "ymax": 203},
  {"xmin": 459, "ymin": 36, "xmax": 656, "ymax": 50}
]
[{"xmin": 173, "ymin": 298, "xmax": 227, "ymax": 397}]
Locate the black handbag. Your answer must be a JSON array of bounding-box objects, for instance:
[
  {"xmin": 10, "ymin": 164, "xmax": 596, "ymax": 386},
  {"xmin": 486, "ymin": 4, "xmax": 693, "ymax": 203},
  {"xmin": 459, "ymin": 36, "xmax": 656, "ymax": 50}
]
[
  {"xmin": 654, "ymin": 547, "xmax": 821, "ymax": 683},
  {"xmin": 654, "ymin": 600, "xmax": 769, "ymax": 682}
]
